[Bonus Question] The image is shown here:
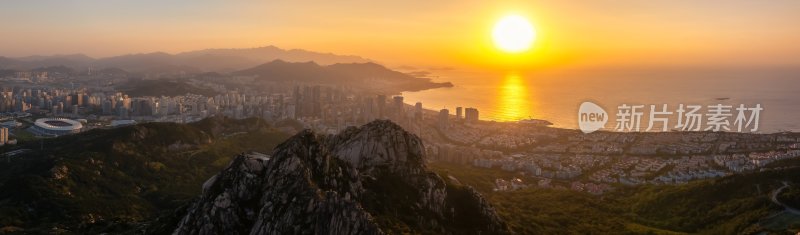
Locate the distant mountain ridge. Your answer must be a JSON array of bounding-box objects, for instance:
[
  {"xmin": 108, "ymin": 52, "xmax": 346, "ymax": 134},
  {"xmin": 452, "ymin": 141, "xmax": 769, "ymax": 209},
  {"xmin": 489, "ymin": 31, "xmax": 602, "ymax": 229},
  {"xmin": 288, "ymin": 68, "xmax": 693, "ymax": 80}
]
[
  {"xmin": 233, "ymin": 60, "xmax": 453, "ymax": 92},
  {"xmin": 0, "ymin": 45, "xmax": 371, "ymax": 73},
  {"xmin": 176, "ymin": 45, "xmax": 370, "ymax": 71}
]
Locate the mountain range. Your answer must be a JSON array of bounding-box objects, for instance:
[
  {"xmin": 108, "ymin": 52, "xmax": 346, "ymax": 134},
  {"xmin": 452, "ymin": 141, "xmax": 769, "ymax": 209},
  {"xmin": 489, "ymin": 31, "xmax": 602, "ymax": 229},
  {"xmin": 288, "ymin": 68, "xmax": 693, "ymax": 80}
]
[
  {"xmin": 0, "ymin": 46, "xmax": 453, "ymax": 93},
  {"xmin": 0, "ymin": 46, "xmax": 371, "ymax": 73},
  {"xmin": 233, "ymin": 60, "xmax": 453, "ymax": 92}
]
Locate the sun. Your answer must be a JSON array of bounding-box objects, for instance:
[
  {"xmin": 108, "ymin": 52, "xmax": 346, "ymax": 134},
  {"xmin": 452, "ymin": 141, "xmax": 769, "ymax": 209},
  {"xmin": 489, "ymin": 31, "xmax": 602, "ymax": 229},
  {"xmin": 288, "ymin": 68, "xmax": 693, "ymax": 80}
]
[{"xmin": 492, "ymin": 15, "xmax": 536, "ymax": 53}]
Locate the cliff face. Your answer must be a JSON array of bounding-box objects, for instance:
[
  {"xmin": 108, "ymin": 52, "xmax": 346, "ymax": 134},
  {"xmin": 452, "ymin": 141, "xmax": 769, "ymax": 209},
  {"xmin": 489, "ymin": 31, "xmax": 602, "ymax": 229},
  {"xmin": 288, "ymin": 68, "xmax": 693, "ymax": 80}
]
[{"xmin": 173, "ymin": 120, "xmax": 508, "ymax": 235}]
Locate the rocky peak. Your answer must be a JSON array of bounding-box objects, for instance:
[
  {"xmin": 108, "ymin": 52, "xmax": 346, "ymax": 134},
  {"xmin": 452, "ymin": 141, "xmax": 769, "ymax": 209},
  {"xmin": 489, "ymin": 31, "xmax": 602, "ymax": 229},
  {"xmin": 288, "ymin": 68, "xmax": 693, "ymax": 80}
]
[
  {"xmin": 173, "ymin": 120, "xmax": 508, "ymax": 235},
  {"xmin": 327, "ymin": 120, "xmax": 425, "ymax": 172}
]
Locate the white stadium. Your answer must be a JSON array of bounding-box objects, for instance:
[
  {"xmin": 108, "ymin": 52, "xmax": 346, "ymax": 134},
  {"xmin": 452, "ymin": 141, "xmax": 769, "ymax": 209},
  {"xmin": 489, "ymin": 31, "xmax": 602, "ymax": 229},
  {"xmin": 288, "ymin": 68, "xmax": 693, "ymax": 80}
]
[{"xmin": 29, "ymin": 118, "xmax": 83, "ymax": 136}]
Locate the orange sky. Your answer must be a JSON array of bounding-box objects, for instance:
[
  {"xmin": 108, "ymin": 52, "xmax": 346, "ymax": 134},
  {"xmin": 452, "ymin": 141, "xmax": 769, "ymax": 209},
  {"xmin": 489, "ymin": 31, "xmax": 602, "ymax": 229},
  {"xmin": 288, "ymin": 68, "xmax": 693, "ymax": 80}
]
[{"xmin": 2, "ymin": 1, "xmax": 800, "ymax": 71}]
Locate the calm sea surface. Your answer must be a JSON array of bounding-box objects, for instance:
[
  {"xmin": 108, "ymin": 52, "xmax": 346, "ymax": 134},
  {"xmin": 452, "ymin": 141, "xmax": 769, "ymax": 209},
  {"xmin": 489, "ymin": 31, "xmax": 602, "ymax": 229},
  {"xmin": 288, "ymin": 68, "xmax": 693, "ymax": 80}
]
[{"xmin": 402, "ymin": 69, "xmax": 800, "ymax": 133}]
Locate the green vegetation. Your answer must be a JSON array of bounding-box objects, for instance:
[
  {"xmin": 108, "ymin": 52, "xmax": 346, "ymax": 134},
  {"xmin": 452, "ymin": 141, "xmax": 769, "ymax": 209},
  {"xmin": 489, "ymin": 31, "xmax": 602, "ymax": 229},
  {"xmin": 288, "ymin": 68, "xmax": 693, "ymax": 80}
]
[
  {"xmin": 430, "ymin": 162, "xmax": 800, "ymax": 234},
  {"xmin": 778, "ymin": 185, "xmax": 800, "ymax": 210},
  {"xmin": 489, "ymin": 188, "xmax": 631, "ymax": 234},
  {"xmin": 10, "ymin": 129, "xmax": 36, "ymax": 142},
  {"xmin": 0, "ymin": 117, "xmax": 290, "ymax": 233},
  {"xmin": 357, "ymin": 164, "xmax": 505, "ymax": 235},
  {"xmin": 429, "ymin": 162, "xmax": 522, "ymax": 192},
  {"xmin": 624, "ymin": 223, "xmax": 687, "ymax": 235}
]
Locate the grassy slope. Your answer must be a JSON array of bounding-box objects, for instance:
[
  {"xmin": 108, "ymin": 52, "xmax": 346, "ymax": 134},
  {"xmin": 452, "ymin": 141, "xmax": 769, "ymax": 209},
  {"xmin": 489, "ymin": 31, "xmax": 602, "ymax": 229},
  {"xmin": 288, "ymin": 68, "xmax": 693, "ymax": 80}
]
[
  {"xmin": 429, "ymin": 162, "xmax": 800, "ymax": 234},
  {"xmin": 0, "ymin": 117, "xmax": 290, "ymax": 232}
]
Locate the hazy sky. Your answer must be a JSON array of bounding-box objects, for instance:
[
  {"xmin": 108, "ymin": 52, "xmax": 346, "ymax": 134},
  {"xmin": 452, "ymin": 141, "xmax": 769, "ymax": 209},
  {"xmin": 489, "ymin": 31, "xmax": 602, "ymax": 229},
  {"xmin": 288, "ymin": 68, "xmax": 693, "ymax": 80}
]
[{"xmin": 3, "ymin": 0, "xmax": 800, "ymax": 70}]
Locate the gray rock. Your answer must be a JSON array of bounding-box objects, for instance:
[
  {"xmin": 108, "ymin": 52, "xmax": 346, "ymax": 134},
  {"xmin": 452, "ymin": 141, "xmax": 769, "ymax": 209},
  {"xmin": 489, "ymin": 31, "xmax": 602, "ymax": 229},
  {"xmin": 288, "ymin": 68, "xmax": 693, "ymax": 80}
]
[{"xmin": 173, "ymin": 120, "xmax": 509, "ymax": 235}]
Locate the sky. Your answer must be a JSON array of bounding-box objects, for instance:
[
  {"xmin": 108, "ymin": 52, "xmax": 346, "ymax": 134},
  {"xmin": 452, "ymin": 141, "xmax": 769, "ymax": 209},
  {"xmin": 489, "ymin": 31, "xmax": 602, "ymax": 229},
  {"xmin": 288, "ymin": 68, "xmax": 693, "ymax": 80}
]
[{"xmin": 2, "ymin": 0, "xmax": 800, "ymax": 71}]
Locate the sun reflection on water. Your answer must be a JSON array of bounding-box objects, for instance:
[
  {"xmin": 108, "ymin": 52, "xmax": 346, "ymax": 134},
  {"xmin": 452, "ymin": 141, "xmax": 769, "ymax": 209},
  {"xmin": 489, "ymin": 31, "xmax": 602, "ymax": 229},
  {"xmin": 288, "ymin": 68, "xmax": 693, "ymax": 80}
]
[{"xmin": 495, "ymin": 74, "xmax": 533, "ymax": 121}]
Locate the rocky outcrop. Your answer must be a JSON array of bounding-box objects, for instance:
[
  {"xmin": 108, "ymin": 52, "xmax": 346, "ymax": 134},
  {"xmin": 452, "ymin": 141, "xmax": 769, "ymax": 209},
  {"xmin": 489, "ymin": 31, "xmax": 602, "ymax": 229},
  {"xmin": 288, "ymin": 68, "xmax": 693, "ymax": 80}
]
[{"xmin": 173, "ymin": 120, "xmax": 509, "ymax": 235}]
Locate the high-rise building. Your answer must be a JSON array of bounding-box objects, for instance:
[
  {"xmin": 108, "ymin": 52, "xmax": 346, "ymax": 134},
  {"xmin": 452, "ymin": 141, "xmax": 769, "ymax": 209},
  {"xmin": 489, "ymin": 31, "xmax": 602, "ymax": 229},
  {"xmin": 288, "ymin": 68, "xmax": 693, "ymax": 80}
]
[
  {"xmin": 362, "ymin": 97, "xmax": 374, "ymax": 121},
  {"xmin": 82, "ymin": 94, "xmax": 90, "ymax": 107},
  {"xmin": 456, "ymin": 107, "xmax": 463, "ymax": 120},
  {"xmin": 286, "ymin": 104, "xmax": 296, "ymax": 119},
  {"xmin": 102, "ymin": 100, "xmax": 113, "ymax": 115},
  {"xmin": 465, "ymin": 107, "xmax": 479, "ymax": 123},
  {"xmin": 0, "ymin": 127, "xmax": 8, "ymax": 145},
  {"xmin": 65, "ymin": 95, "xmax": 72, "ymax": 108},
  {"xmin": 312, "ymin": 86, "xmax": 321, "ymax": 117},
  {"xmin": 0, "ymin": 93, "xmax": 8, "ymax": 112},
  {"xmin": 75, "ymin": 93, "xmax": 83, "ymax": 107},
  {"xmin": 293, "ymin": 86, "xmax": 301, "ymax": 116},
  {"xmin": 414, "ymin": 102, "xmax": 423, "ymax": 121},
  {"xmin": 438, "ymin": 109, "xmax": 449, "ymax": 130},
  {"xmin": 393, "ymin": 96, "xmax": 404, "ymax": 118},
  {"xmin": 57, "ymin": 102, "xmax": 64, "ymax": 116},
  {"xmin": 376, "ymin": 95, "xmax": 386, "ymax": 118}
]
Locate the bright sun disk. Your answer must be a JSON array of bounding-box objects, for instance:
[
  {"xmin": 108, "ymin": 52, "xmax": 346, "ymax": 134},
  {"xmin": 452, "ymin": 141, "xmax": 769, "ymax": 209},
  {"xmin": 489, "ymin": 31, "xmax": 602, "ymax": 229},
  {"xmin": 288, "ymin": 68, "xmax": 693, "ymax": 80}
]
[{"xmin": 492, "ymin": 15, "xmax": 536, "ymax": 53}]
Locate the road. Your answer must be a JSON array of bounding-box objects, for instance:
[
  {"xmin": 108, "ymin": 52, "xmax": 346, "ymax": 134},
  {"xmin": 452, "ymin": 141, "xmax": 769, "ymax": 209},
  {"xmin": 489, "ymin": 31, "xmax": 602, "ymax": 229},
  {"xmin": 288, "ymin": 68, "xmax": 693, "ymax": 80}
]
[{"xmin": 770, "ymin": 181, "xmax": 800, "ymax": 215}]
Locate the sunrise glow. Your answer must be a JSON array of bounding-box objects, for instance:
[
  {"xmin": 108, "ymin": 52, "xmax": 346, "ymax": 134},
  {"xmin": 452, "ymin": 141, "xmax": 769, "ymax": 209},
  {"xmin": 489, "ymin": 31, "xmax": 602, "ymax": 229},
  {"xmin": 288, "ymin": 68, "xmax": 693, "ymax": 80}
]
[{"xmin": 492, "ymin": 15, "xmax": 536, "ymax": 53}]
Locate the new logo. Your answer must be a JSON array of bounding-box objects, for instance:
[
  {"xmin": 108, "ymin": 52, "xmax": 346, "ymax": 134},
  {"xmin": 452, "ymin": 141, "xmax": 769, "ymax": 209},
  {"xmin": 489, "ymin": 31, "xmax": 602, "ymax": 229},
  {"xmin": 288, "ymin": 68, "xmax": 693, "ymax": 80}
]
[{"xmin": 578, "ymin": 101, "xmax": 607, "ymax": 134}]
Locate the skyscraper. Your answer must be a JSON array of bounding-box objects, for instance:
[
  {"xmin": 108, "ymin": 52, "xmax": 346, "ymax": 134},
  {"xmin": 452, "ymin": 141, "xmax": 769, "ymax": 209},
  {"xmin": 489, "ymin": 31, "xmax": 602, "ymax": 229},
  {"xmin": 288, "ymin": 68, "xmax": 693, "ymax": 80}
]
[
  {"xmin": 393, "ymin": 96, "xmax": 404, "ymax": 117},
  {"xmin": 0, "ymin": 127, "xmax": 8, "ymax": 145},
  {"xmin": 362, "ymin": 97, "xmax": 374, "ymax": 121},
  {"xmin": 376, "ymin": 95, "xmax": 386, "ymax": 118},
  {"xmin": 456, "ymin": 107, "xmax": 463, "ymax": 120},
  {"xmin": 312, "ymin": 86, "xmax": 321, "ymax": 117},
  {"xmin": 414, "ymin": 102, "xmax": 423, "ymax": 121},
  {"xmin": 465, "ymin": 107, "xmax": 479, "ymax": 124},
  {"xmin": 438, "ymin": 109, "xmax": 449, "ymax": 130}
]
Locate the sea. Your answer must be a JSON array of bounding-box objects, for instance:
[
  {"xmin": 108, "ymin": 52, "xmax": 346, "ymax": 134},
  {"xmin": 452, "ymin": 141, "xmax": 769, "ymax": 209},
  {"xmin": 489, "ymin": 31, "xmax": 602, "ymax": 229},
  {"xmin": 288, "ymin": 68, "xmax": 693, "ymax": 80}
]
[{"xmin": 402, "ymin": 68, "xmax": 800, "ymax": 133}]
